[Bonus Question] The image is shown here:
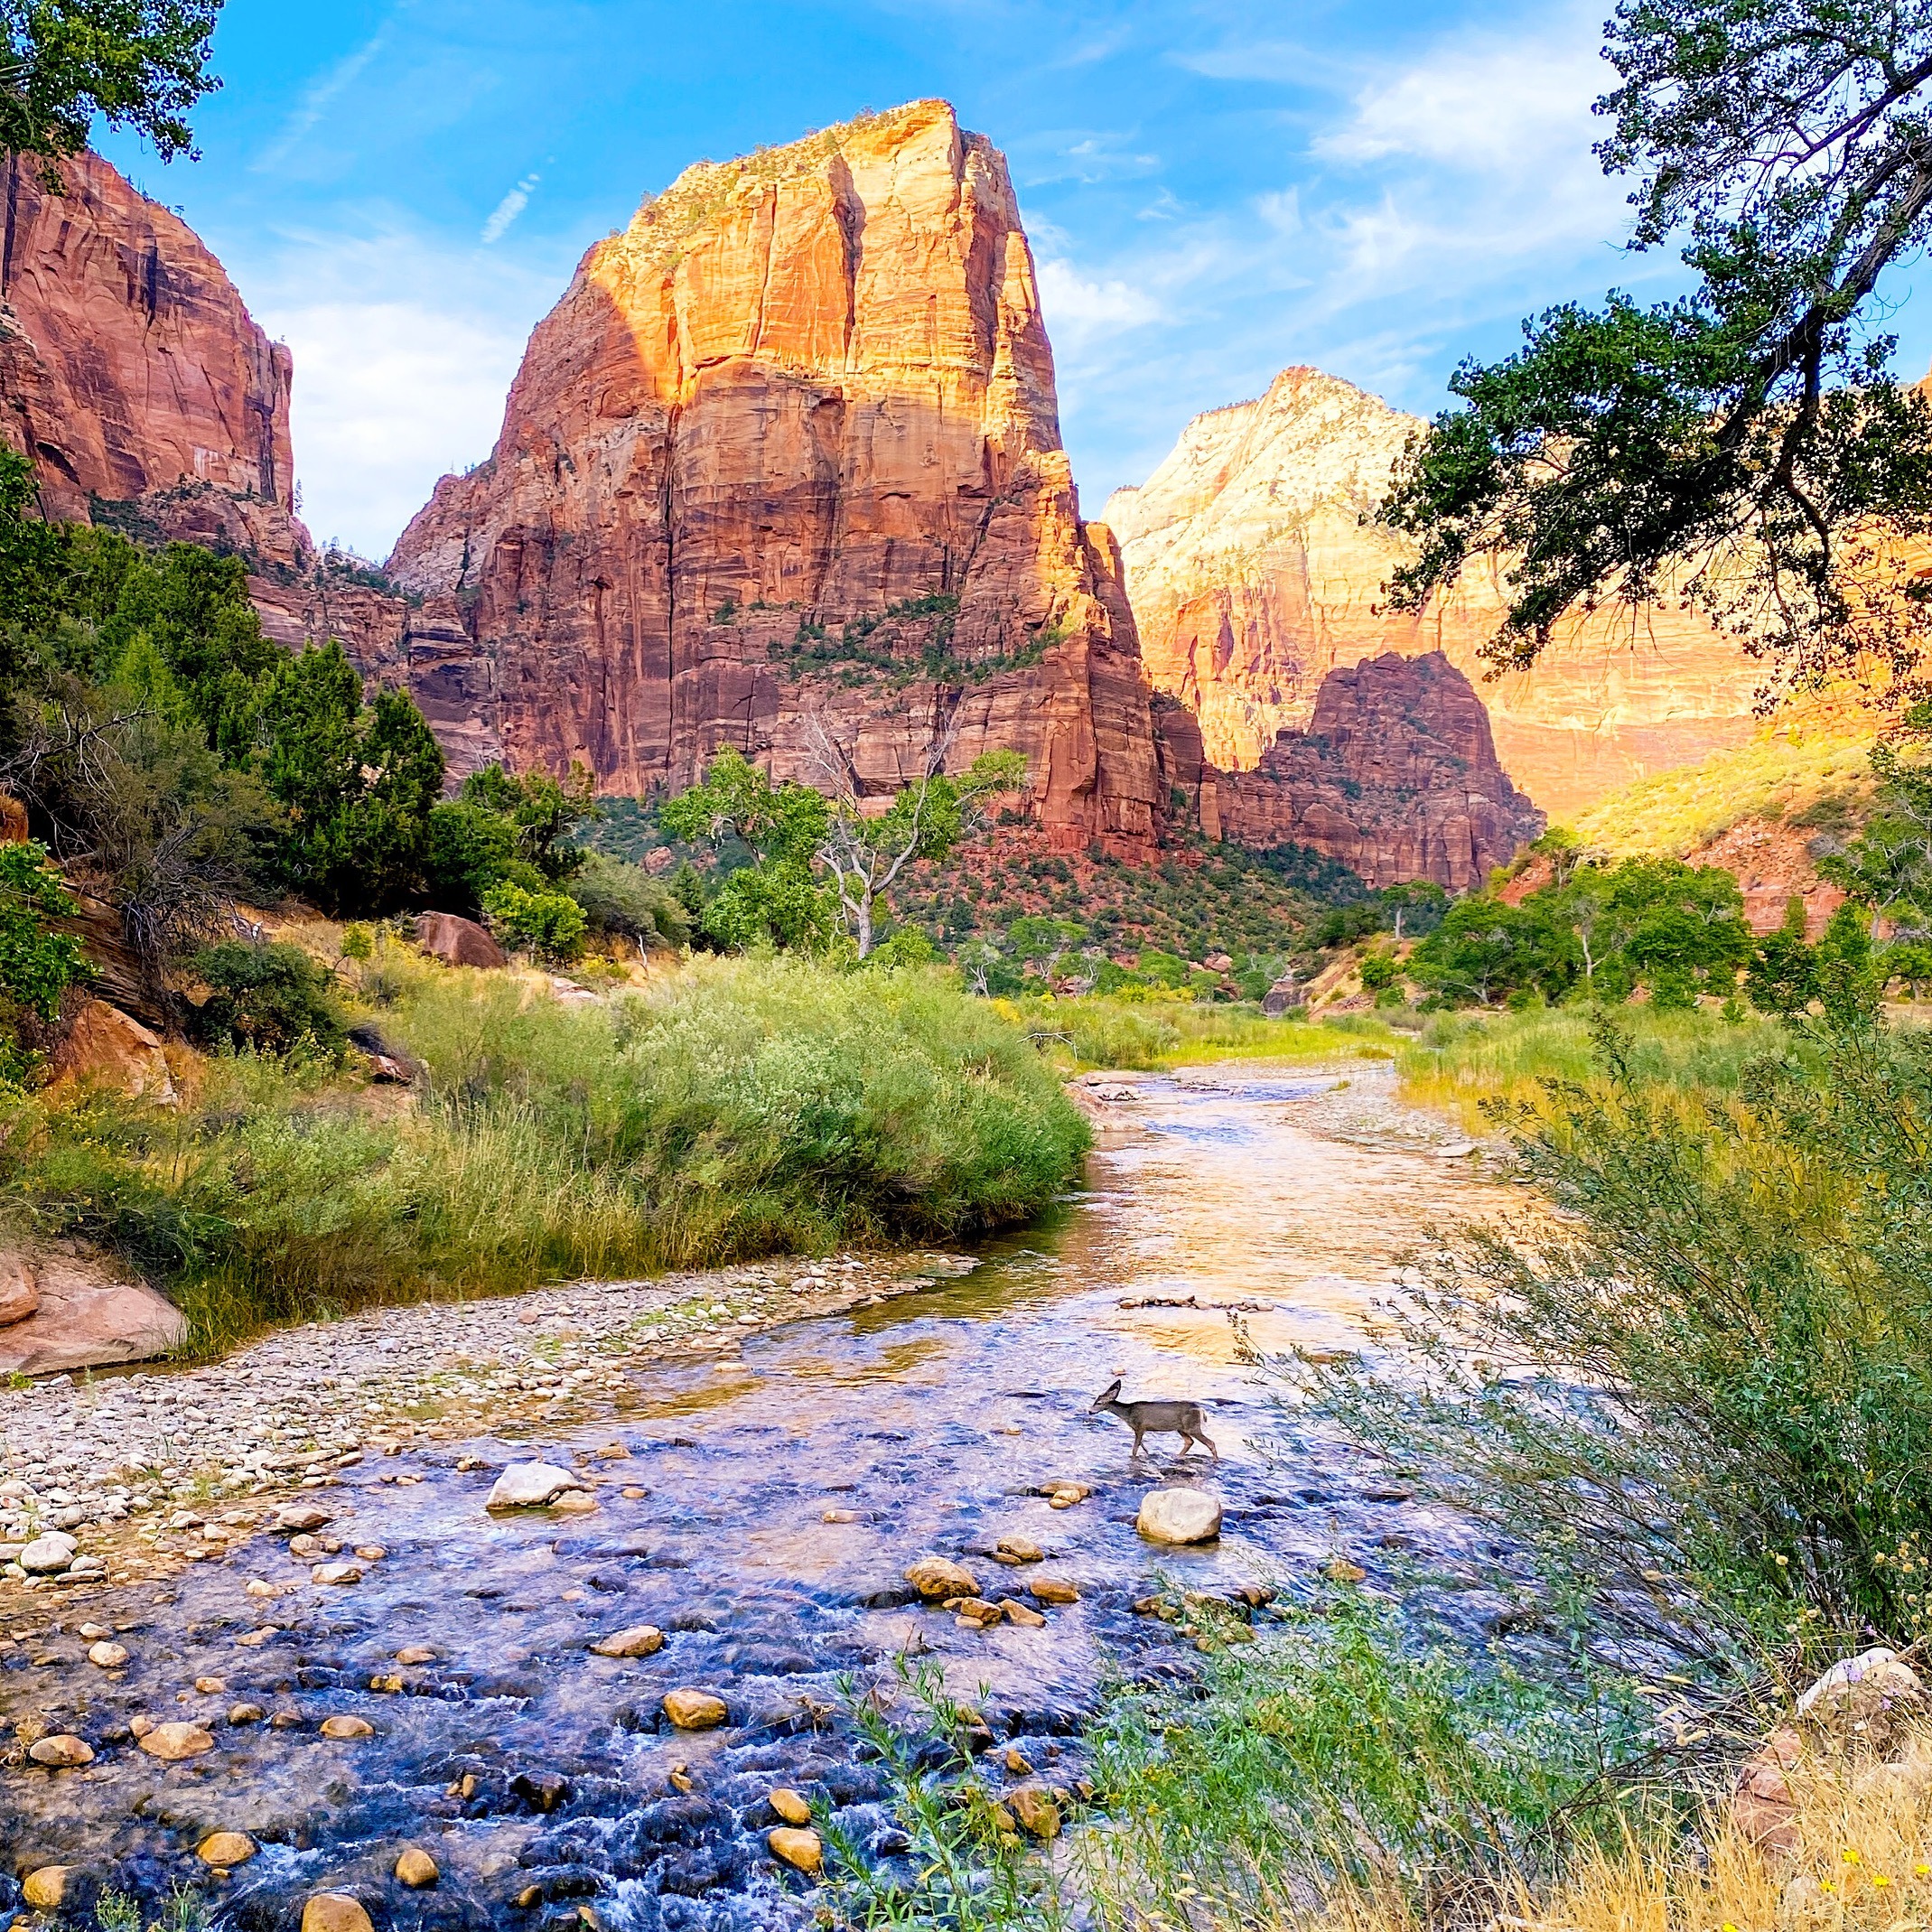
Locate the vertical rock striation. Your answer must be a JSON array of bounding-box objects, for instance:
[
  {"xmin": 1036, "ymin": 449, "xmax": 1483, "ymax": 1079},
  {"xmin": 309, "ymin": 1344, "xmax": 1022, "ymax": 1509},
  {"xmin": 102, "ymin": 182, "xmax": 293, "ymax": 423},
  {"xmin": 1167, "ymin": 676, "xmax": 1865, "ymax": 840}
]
[
  {"xmin": 1106, "ymin": 367, "xmax": 1765, "ymax": 820},
  {"xmin": 386, "ymin": 100, "xmax": 1162, "ymax": 844}
]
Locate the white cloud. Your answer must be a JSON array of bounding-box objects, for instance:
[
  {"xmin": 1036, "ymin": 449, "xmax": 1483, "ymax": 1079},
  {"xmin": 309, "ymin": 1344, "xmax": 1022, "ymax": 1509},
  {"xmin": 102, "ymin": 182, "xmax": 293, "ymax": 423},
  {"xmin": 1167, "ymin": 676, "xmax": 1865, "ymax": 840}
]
[
  {"xmin": 256, "ymin": 25, "xmax": 394, "ymax": 173},
  {"xmin": 237, "ymin": 224, "xmax": 563, "ymax": 559},
  {"xmin": 1037, "ymin": 257, "xmax": 1166, "ymax": 347},
  {"xmin": 1255, "ymin": 188, "xmax": 1301, "ymax": 237},
  {"xmin": 481, "ymin": 173, "xmax": 540, "ymax": 245}
]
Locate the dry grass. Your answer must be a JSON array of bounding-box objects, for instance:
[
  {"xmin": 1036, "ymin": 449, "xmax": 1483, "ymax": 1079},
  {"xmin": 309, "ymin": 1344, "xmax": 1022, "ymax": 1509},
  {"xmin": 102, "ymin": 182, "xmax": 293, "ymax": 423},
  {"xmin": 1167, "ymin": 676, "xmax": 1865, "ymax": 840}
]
[{"xmin": 1100, "ymin": 1725, "xmax": 1932, "ymax": 1932}]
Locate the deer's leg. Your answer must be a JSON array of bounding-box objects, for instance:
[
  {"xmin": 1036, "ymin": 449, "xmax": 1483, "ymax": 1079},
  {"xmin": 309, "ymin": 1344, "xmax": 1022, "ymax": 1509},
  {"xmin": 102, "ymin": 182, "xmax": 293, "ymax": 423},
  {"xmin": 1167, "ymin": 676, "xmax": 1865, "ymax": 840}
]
[{"xmin": 1131, "ymin": 1426, "xmax": 1145, "ymax": 1460}]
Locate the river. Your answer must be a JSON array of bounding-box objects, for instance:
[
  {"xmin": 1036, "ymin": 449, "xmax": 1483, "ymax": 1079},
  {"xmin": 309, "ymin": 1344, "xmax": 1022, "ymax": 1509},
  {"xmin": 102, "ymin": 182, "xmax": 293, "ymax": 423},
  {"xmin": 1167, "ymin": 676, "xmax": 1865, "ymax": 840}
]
[{"xmin": 1, "ymin": 1063, "xmax": 1509, "ymax": 1932}]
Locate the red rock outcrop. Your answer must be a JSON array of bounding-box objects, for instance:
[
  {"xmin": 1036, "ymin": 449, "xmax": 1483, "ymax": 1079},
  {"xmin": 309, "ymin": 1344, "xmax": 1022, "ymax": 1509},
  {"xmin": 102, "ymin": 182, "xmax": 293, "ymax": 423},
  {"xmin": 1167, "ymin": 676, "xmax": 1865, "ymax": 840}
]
[
  {"xmin": 1164, "ymin": 651, "xmax": 1545, "ymax": 889},
  {"xmin": 386, "ymin": 100, "xmax": 1162, "ymax": 845},
  {"xmin": 1106, "ymin": 367, "xmax": 1766, "ymax": 820}
]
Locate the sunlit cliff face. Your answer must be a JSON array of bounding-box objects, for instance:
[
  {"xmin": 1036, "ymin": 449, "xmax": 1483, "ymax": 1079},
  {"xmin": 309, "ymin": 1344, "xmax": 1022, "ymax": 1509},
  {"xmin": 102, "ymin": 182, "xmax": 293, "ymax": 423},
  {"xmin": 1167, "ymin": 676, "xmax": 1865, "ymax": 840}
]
[
  {"xmin": 1106, "ymin": 365, "xmax": 1768, "ymax": 820},
  {"xmin": 386, "ymin": 100, "xmax": 1162, "ymax": 846}
]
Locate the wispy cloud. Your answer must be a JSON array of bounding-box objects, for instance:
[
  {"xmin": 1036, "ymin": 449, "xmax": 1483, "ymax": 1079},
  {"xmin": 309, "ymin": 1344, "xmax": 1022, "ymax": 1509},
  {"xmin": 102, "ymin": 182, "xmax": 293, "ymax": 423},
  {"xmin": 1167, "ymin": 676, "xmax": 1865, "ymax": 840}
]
[
  {"xmin": 256, "ymin": 21, "xmax": 397, "ymax": 173},
  {"xmin": 481, "ymin": 173, "xmax": 540, "ymax": 245},
  {"xmin": 1038, "ymin": 257, "xmax": 1166, "ymax": 346}
]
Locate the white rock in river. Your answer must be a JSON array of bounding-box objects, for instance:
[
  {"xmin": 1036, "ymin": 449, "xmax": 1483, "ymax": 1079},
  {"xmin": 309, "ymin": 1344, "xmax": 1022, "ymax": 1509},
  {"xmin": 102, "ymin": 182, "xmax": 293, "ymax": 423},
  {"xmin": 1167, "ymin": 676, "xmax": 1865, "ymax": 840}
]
[
  {"xmin": 485, "ymin": 1461, "xmax": 590, "ymax": 1511},
  {"xmin": 1135, "ymin": 1488, "xmax": 1223, "ymax": 1545}
]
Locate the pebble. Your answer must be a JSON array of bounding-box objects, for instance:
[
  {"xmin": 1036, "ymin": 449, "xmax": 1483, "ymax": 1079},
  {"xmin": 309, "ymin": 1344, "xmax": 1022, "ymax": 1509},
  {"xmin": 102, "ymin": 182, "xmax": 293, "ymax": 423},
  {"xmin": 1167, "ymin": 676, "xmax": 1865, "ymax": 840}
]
[
  {"xmin": 904, "ymin": 1555, "xmax": 979, "ymax": 1601},
  {"xmin": 198, "ymin": 1832, "xmax": 257, "ymax": 1867},
  {"xmin": 1135, "ymin": 1487, "xmax": 1223, "ymax": 1545},
  {"xmin": 588, "ymin": 1624, "xmax": 664, "ymax": 1657},
  {"xmin": 301, "ymin": 1895, "xmax": 374, "ymax": 1932},
  {"xmin": 275, "ymin": 1505, "xmax": 331, "ymax": 1532},
  {"xmin": 19, "ymin": 1531, "xmax": 76, "ymax": 1574},
  {"xmin": 311, "ymin": 1562, "xmax": 364, "ymax": 1586},
  {"xmin": 768, "ymin": 1826, "xmax": 823, "ymax": 1875},
  {"xmin": 395, "ymin": 1645, "xmax": 437, "ymax": 1665},
  {"xmin": 27, "ymin": 1734, "xmax": 94, "ymax": 1768},
  {"xmin": 228, "ymin": 1703, "xmax": 265, "ymax": 1724},
  {"xmin": 770, "ymin": 1787, "xmax": 812, "ymax": 1825},
  {"xmin": 1006, "ymin": 1786, "xmax": 1062, "ymax": 1840},
  {"xmin": 663, "ymin": 1688, "xmax": 729, "ymax": 1730},
  {"xmin": 320, "ymin": 1714, "xmax": 375, "ymax": 1740},
  {"xmin": 394, "ymin": 1847, "xmax": 439, "ymax": 1888},
  {"xmin": 138, "ymin": 1721, "xmax": 214, "ymax": 1761},
  {"xmin": 194, "ymin": 1675, "xmax": 227, "ymax": 1694},
  {"xmin": 88, "ymin": 1639, "xmax": 129, "ymax": 1667}
]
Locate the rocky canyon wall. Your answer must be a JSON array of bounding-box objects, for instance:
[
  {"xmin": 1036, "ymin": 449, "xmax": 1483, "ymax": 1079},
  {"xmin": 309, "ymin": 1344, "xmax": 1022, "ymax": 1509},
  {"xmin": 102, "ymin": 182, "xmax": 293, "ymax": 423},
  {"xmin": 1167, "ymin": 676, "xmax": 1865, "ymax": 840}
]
[
  {"xmin": 1158, "ymin": 651, "xmax": 1544, "ymax": 890},
  {"xmin": 386, "ymin": 99, "xmax": 1162, "ymax": 845},
  {"xmin": 1106, "ymin": 367, "xmax": 1766, "ymax": 821}
]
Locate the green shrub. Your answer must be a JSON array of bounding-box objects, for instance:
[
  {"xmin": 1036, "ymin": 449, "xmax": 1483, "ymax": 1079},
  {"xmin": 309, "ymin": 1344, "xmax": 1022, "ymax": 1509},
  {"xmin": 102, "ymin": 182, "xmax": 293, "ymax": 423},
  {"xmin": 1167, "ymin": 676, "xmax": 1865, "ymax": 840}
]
[
  {"xmin": 565, "ymin": 850, "xmax": 689, "ymax": 949},
  {"xmin": 189, "ymin": 942, "xmax": 344, "ymax": 1057},
  {"xmin": 0, "ymin": 842, "xmax": 86, "ymax": 1022},
  {"xmin": 480, "ymin": 881, "xmax": 588, "ymax": 962}
]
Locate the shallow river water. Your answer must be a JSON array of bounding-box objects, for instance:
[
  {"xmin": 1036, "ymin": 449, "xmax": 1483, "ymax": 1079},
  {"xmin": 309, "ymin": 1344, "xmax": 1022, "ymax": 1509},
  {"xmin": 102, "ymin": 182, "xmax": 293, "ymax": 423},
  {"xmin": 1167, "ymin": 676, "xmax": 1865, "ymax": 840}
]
[{"xmin": 1, "ymin": 1066, "xmax": 1511, "ymax": 1932}]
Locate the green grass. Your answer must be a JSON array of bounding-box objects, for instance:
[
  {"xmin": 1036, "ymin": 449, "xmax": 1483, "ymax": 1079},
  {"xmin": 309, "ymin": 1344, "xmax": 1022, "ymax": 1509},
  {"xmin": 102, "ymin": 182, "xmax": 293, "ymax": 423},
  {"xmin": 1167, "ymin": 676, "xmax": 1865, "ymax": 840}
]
[
  {"xmin": 3, "ymin": 951, "xmax": 1088, "ymax": 1351},
  {"xmin": 1394, "ymin": 1003, "xmax": 1793, "ymax": 1129},
  {"xmin": 1000, "ymin": 993, "xmax": 1403, "ymax": 1070}
]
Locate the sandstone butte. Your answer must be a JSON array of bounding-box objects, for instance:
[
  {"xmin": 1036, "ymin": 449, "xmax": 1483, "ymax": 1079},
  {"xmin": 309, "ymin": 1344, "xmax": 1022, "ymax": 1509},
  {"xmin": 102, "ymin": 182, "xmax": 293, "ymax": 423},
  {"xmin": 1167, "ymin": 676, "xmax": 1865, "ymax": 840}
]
[
  {"xmin": 0, "ymin": 122, "xmax": 1541, "ymax": 887},
  {"xmin": 1105, "ymin": 365, "xmax": 1770, "ymax": 821},
  {"xmin": 384, "ymin": 98, "xmax": 1165, "ymax": 848}
]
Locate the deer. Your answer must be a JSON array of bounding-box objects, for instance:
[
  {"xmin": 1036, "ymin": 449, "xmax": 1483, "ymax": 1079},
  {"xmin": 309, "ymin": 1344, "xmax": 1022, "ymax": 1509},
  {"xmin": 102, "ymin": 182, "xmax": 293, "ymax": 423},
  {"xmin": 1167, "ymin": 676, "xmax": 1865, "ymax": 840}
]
[{"xmin": 1088, "ymin": 1378, "xmax": 1218, "ymax": 1461}]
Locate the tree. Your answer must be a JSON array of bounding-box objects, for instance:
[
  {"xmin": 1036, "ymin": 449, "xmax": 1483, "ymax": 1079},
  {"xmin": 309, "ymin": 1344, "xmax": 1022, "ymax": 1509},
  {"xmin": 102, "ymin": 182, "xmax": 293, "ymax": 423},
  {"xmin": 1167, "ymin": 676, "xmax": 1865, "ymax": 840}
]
[
  {"xmin": 459, "ymin": 760, "xmax": 596, "ymax": 882},
  {"xmin": 0, "ymin": 838, "xmax": 84, "ymax": 1020},
  {"xmin": 1409, "ymin": 898, "xmax": 1581, "ymax": 1007},
  {"xmin": 1, "ymin": 0, "xmax": 223, "ymax": 172},
  {"xmin": 1818, "ymin": 701, "xmax": 1932, "ymax": 931},
  {"xmin": 1380, "ymin": 0, "xmax": 1932, "ymax": 693},
  {"xmin": 806, "ymin": 726, "xmax": 1024, "ymax": 958}
]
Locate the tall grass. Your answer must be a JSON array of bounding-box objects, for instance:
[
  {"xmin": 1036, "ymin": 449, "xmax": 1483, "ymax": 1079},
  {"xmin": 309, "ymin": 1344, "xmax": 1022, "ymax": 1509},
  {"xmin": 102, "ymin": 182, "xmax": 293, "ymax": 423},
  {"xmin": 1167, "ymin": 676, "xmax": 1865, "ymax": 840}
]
[
  {"xmin": 1395, "ymin": 1003, "xmax": 1792, "ymax": 1128},
  {"xmin": 1003, "ymin": 993, "xmax": 1402, "ymax": 1071},
  {"xmin": 1, "ymin": 955, "xmax": 1088, "ymax": 1349}
]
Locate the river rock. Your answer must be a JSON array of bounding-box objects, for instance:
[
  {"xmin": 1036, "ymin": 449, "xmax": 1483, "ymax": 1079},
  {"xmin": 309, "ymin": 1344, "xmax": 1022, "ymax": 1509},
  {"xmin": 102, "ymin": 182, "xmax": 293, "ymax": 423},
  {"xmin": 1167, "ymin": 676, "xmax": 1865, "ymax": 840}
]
[
  {"xmin": 87, "ymin": 1639, "xmax": 128, "ymax": 1667},
  {"xmin": 1029, "ymin": 1574, "xmax": 1079, "ymax": 1605},
  {"xmin": 0, "ymin": 1252, "xmax": 38, "ymax": 1326},
  {"xmin": 952, "ymin": 1597, "xmax": 1004, "ymax": 1629},
  {"xmin": 320, "ymin": 1714, "xmax": 375, "ymax": 1740},
  {"xmin": 1136, "ymin": 1488, "xmax": 1222, "ymax": 1545},
  {"xmin": 768, "ymin": 1827, "xmax": 823, "ymax": 1875},
  {"xmin": 1006, "ymin": 1785, "xmax": 1062, "ymax": 1840},
  {"xmin": 28, "ymin": 1734, "xmax": 94, "ymax": 1767},
  {"xmin": 229, "ymin": 1703, "xmax": 265, "ymax": 1724},
  {"xmin": 1000, "ymin": 1599, "xmax": 1047, "ymax": 1628},
  {"xmin": 275, "ymin": 1504, "xmax": 332, "ymax": 1533},
  {"xmin": 905, "ymin": 1555, "xmax": 979, "ymax": 1601},
  {"xmin": 770, "ymin": 1787, "xmax": 812, "ymax": 1825},
  {"xmin": 663, "ymin": 1689, "xmax": 729, "ymax": 1730},
  {"xmin": 301, "ymin": 1895, "xmax": 374, "ymax": 1932},
  {"xmin": 395, "ymin": 1646, "xmax": 438, "ymax": 1665},
  {"xmin": 485, "ymin": 1461, "xmax": 589, "ymax": 1510},
  {"xmin": 198, "ymin": 1833, "xmax": 257, "ymax": 1867},
  {"xmin": 312, "ymin": 1562, "xmax": 364, "ymax": 1586},
  {"xmin": 20, "ymin": 1530, "xmax": 77, "ymax": 1573},
  {"xmin": 589, "ymin": 1624, "xmax": 664, "ymax": 1657},
  {"xmin": 395, "ymin": 1847, "xmax": 439, "ymax": 1888},
  {"xmin": 0, "ymin": 1246, "xmax": 187, "ymax": 1377},
  {"xmin": 139, "ymin": 1721, "xmax": 215, "ymax": 1761},
  {"xmin": 994, "ymin": 1535, "xmax": 1043, "ymax": 1563},
  {"xmin": 23, "ymin": 1868, "xmax": 71, "ymax": 1910}
]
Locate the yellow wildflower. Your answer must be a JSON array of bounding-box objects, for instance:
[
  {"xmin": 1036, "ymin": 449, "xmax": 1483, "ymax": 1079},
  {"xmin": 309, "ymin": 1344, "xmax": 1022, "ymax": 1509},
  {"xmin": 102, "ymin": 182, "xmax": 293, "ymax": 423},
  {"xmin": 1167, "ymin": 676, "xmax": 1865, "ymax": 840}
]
[
  {"xmin": 1873, "ymin": 1873, "xmax": 1892, "ymax": 1889},
  {"xmin": 1843, "ymin": 1848, "xmax": 1862, "ymax": 1864}
]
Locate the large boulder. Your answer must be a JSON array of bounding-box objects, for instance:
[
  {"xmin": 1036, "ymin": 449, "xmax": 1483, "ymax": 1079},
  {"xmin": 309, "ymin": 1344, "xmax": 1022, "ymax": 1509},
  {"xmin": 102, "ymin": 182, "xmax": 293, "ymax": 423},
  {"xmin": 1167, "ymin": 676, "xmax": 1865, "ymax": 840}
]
[
  {"xmin": 47, "ymin": 999, "xmax": 177, "ymax": 1105},
  {"xmin": 0, "ymin": 1246, "xmax": 186, "ymax": 1377},
  {"xmin": 415, "ymin": 912, "xmax": 507, "ymax": 970},
  {"xmin": 1135, "ymin": 1488, "xmax": 1223, "ymax": 1545}
]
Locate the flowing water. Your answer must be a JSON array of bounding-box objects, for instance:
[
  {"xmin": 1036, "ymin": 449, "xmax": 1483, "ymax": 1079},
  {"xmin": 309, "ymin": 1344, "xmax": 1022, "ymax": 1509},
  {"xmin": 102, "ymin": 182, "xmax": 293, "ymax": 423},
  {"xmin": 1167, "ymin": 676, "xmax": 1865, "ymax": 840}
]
[{"xmin": 1, "ymin": 1064, "xmax": 1513, "ymax": 1932}]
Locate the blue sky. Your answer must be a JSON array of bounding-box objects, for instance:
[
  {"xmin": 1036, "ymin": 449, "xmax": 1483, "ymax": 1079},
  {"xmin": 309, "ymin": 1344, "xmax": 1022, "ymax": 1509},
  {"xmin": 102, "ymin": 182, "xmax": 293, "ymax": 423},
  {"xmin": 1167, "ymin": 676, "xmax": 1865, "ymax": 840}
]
[{"xmin": 96, "ymin": 0, "xmax": 1932, "ymax": 562}]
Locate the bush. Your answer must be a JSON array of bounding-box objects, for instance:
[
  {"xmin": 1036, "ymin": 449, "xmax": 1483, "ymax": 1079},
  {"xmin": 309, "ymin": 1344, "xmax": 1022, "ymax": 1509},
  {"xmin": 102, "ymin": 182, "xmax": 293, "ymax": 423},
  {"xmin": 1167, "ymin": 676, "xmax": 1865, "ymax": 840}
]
[
  {"xmin": 481, "ymin": 881, "xmax": 588, "ymax": 962},
  {"xmin": 190, "ymin": 941, "xmax": 344, "ymax": 1057},
  {"xmin": 0, "ymin": 841, "xmax": 86, "ymax": 1022},
  {"xmin": 565, "ymin": 850, "xmax": 689, "ymax": 949},
  {"xmin": 1305, "ymin": 1007, "xmax": 1932, "ymax": 1653}
]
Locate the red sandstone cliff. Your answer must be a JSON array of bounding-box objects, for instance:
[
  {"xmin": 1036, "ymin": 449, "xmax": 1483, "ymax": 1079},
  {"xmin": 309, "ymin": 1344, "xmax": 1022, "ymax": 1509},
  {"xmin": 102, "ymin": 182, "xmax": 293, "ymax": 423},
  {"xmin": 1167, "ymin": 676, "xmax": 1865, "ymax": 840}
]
[
  {"xmin": 0, "ymin": 147, "xmax": 467, "ymax": 721},
  {"xmin": 1158, "ymin": 651, "xmax": 1545, "ymax": 890},
  {"xmin": 386, "ymin": 100, "xmax": 1162, "ymax": 844},
  {"xmin": 1106, "ymin": 367, "xmax": 1766, "ymax": 821}
]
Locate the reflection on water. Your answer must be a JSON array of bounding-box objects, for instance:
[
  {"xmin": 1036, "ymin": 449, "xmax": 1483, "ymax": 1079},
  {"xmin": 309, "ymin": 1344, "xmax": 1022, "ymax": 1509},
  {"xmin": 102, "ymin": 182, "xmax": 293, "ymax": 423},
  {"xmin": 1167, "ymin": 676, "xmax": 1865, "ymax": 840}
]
[{"xmin": 0, "ymin": 1064, "xmax": 1511, "ymax": 1932}]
